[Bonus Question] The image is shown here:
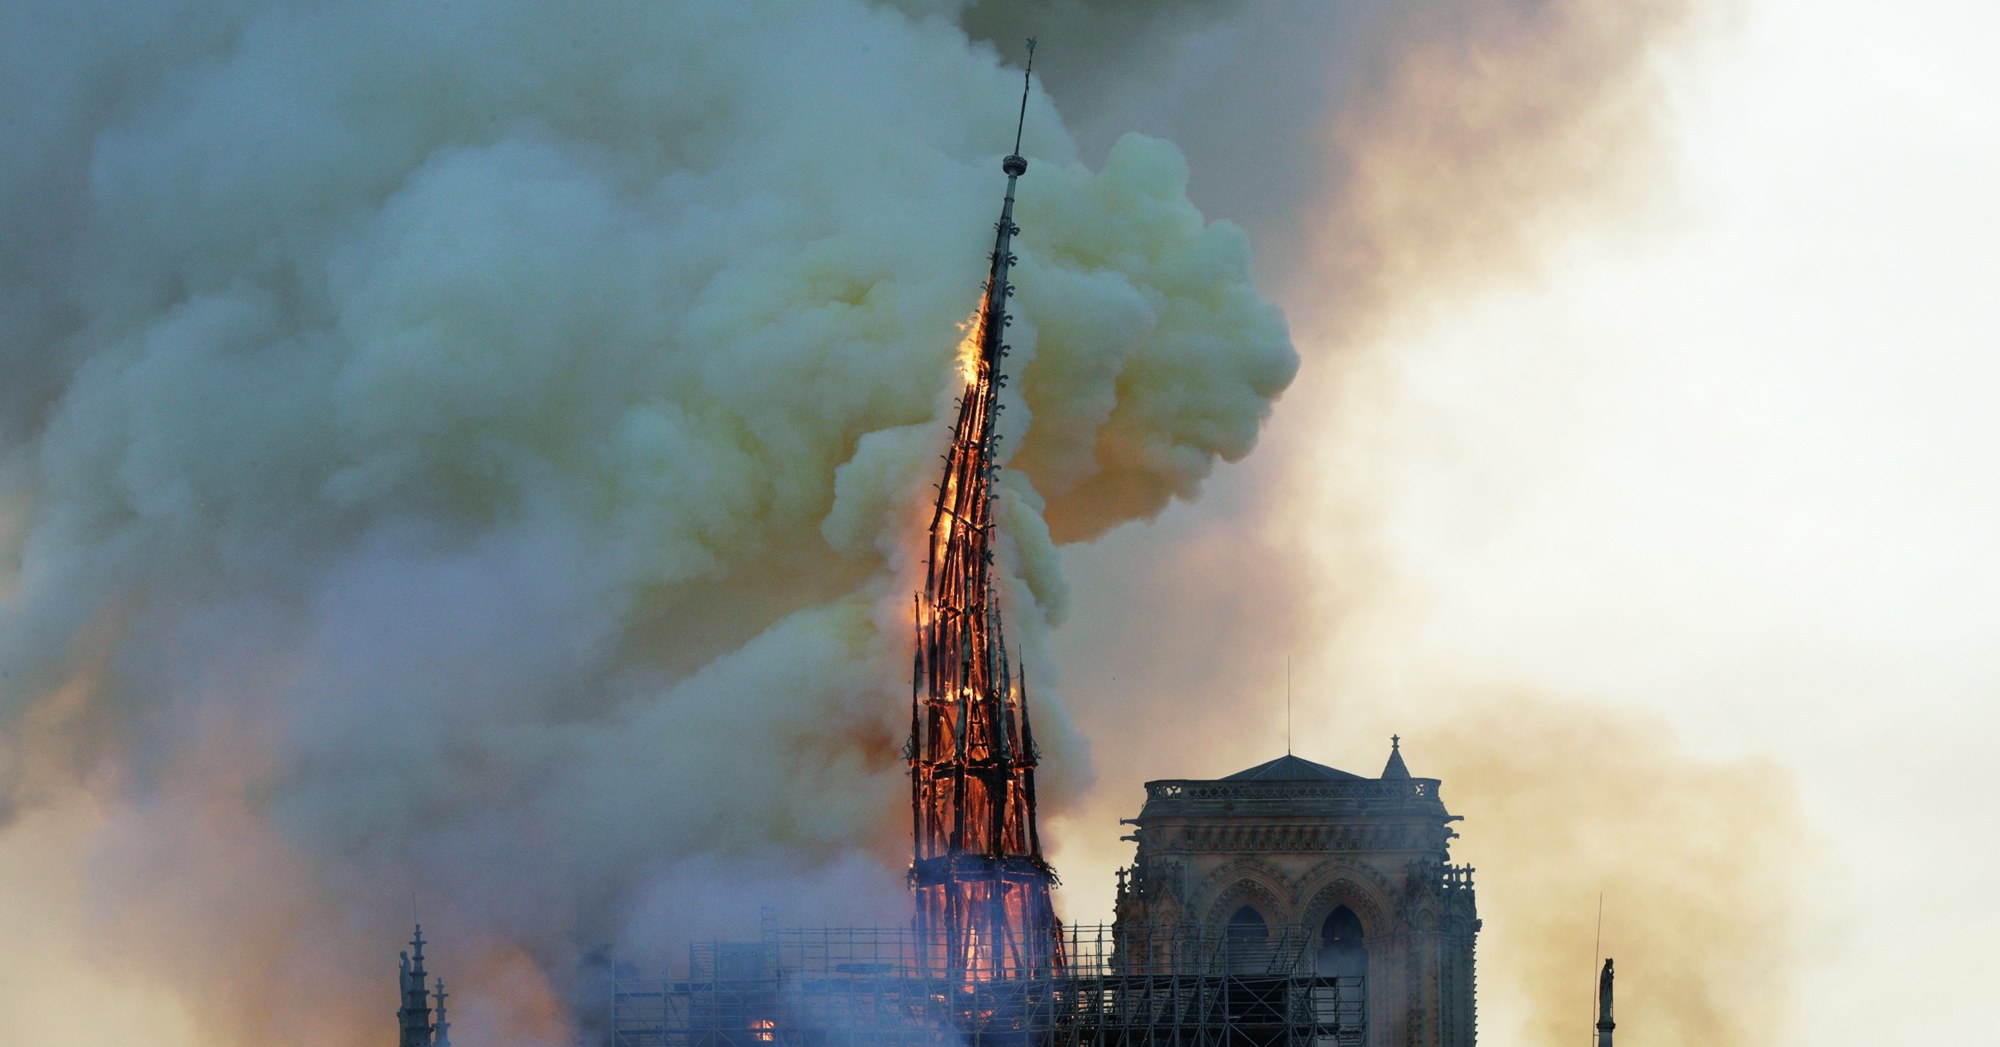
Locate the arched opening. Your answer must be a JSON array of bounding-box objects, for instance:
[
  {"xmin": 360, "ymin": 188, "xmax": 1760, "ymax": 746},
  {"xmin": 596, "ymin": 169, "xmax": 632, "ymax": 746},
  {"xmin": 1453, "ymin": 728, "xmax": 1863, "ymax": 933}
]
[
  {"xmin": 1314, "ymin": 905, "xmax": 1368, "ymax": 1039},
  {"xmin": 1224, "ymin": 904, "xmax": 1269, "ymax": 974},
  {"xmin": 1317, "ymin": 906, "xmax": 1367, "ymax": 977}
]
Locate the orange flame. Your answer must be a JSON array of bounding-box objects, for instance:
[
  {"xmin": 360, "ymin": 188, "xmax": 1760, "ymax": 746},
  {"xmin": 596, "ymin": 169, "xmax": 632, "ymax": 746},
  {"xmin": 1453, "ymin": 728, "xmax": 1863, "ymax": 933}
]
[
  {"xmin": 911, "ymin": 285, "xmax": 1062, "ymax": 991},
  {"xmin": 954, "ymin": 298, "xmax": 989, "ymax": 385}
]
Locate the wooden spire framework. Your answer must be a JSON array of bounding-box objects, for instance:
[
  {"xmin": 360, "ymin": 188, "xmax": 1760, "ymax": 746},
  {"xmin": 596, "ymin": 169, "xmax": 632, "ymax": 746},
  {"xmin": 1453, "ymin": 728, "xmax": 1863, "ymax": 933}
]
[{"xmin": 907, "ymin": 40, "xmax": 1064, "ymax": 986}]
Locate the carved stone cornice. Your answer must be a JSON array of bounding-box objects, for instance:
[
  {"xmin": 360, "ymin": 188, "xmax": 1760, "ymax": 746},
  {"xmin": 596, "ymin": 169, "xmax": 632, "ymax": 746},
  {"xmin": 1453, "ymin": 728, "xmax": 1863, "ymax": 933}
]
[
  {"xmin": 1155, "ymin": 821, "xmax": 1433, "ymax": 855},
  {"xmin": 1138, "ymin": 778, "xmax": 1453, "ymax": 820}
]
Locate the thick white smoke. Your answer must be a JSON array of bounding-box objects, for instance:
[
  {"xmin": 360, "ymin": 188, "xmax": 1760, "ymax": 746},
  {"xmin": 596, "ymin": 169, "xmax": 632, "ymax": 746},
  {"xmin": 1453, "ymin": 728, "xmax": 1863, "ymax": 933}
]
[{"xmin": 0, "ymin": 1, "xmax": 1294, "ymax": 1043}]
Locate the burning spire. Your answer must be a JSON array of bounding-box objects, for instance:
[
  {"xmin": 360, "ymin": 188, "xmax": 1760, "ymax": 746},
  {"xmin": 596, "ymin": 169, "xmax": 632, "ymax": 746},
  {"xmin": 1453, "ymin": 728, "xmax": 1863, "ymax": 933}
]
[{"xmin": 906, "ymin": 39, "xmax": 1064, "ymax": 984}]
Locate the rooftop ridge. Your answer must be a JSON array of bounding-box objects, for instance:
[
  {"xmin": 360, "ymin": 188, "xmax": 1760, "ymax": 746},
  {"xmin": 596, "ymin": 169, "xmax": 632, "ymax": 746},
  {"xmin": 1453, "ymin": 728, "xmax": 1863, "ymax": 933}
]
[{"xmin": 1220, "ymin": 753, "xmax": 1364, "ymax": 782}]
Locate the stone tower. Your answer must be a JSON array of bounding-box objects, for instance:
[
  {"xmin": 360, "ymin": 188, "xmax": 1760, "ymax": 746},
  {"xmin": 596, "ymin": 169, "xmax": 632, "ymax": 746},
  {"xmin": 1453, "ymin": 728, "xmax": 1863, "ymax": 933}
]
[{"xmin": 1113, "ymin": 739, "xmax": 1480, "ymax": 1046}]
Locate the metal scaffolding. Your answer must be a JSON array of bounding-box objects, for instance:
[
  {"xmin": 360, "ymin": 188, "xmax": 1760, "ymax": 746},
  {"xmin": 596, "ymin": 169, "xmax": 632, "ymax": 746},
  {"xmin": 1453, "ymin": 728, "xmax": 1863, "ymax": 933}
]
[{"xmin": 612, "ymin": 923, "xmax": 1366, "ymax": 1047}]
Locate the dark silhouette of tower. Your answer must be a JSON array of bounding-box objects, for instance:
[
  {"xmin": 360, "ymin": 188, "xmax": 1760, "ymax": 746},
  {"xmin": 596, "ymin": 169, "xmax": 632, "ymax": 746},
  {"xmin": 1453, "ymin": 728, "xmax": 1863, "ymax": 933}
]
[
  {"xmin": 397, "ymin": 925, "xmax": 436, "ymax": 1047},
  {"xmin": 1597, "ymin": 959, "xmax": 1615, "ymax": 1047},
  {"xmin": 907, "ymin": 40, "xmax": 1063, "ymax": 985},
  {"xmin": 432, "ymin": 978, "xmax": 453, "ymax": 1047}
]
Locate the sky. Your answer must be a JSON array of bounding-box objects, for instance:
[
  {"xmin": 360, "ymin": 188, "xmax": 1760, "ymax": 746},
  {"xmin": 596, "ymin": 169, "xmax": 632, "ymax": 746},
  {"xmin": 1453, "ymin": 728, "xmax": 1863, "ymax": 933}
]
[
  {"xmin": 1051, "ymin": 0, "xmax": 2000, "ymax": 1043},
  {"xmin": 1, "ymin": 0, "xmax": 1995, "ymax": 1044}
]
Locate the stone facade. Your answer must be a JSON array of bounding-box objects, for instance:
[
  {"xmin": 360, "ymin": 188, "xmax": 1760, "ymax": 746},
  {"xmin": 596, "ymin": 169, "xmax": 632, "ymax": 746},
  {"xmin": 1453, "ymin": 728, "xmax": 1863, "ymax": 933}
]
[{"xmin": 1113, "ymin": 744, "xmax": 1480, "ymax": 1047}]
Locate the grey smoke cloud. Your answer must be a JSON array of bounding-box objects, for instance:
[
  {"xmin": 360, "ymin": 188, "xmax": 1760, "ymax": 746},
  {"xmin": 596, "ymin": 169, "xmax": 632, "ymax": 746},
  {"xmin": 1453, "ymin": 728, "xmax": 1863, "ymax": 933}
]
[{"xmin": 0, "ymin": 1, "xmax": 1293, "ymax": 1042}]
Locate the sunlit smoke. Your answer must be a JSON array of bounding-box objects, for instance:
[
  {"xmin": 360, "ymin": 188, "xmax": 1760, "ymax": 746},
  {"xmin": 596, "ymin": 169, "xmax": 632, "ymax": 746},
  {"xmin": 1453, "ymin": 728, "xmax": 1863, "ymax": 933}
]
[
  {"xmin": 1300, "ymin": 0, "xmax": 1733, "ymax": 345},
  {"xmin": 1414, "ymin": 697, "xmax": 1811, "ymax": 1046},
  {"xmin": 1045, "ymin": 5, "xmax": 1810, "ymax": 1047}
]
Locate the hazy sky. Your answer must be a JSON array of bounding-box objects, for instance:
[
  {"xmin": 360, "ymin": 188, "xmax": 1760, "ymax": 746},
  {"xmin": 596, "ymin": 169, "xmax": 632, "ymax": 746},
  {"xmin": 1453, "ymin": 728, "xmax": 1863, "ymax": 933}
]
[{"xmin": 1054, "ymin": 0, "xmax": 2000, "ymax": 1043}]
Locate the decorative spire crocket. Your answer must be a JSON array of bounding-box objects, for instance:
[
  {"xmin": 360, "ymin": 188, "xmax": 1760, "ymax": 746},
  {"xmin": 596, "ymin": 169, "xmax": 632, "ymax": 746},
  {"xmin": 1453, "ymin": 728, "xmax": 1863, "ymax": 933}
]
[{"xmin": 907, "ymin": 38, "xmax": 1063, "ymax": 984}]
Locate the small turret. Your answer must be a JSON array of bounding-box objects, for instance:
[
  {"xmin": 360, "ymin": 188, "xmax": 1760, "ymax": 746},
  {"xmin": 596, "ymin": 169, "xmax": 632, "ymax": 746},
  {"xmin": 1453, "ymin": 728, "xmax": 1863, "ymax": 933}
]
[
  {"xmin": 432, "ymin": 978, "xmax": 452, "ymax": 1047},
  {"xmin": 1381, "ymin": 734, "xmax": 1412, "ymax": 780}
]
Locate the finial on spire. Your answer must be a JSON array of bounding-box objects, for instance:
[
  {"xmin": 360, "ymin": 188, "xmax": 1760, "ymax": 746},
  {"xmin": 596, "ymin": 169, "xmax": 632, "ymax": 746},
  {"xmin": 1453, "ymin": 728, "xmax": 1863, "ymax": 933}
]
[{"xmin": 1007, "ymin": 38, "xmax": 1036, "ymax": 173}]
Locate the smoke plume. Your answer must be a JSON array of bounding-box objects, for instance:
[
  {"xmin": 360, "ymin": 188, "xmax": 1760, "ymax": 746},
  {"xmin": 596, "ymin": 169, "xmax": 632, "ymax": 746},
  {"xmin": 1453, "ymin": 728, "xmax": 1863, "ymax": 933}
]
[
  {"xmin": 1416, "ymin": 696, "xmax": 1810, "ymax": 1045},
  {"xmin": 1304, "ymin": 0, "xmax": 1726, "ymax": 345},
  {"xmin": 0, "ymin": 1, "xmax": 1293, "ymax": 1042},
  {"xmin": 1043, "ymin": 4, "xmax": 1814, "ymax": 1047}
]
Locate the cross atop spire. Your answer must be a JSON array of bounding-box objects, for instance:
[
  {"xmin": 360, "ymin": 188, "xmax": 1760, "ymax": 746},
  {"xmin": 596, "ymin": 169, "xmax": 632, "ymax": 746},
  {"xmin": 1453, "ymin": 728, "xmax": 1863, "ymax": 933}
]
[{"xmin": 1011, "ymin": 38, "xmax": 1037, "ymax": 159}]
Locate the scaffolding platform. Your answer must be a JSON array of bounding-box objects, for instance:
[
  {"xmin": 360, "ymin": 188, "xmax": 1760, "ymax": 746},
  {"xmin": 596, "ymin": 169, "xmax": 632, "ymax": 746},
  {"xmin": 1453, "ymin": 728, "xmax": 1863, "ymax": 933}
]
[{"xmin": 612, "ymin": 924, "xmax": 1366, "ymax": 1047}]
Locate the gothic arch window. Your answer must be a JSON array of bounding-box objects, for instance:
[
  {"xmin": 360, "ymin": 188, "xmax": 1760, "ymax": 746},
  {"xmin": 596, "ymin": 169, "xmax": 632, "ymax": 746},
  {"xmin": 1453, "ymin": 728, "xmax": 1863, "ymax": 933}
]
[
  {"xmin": 1314, "ymin": 905, "xmax": 1368, "ymax": 1039},
  {"xmin": 1225, "ymin": 905, "xmax": 1269, "ymax": 974},
  {"xmin": 1226, "ymin": 905, "xmax": 1268, "ymax": 942},
  {"xmin": 1317, "ymin": 905, "xmax": 1367, "ymax": 978},
  {"xmin": 1296, "ymin": 863, "xmax": 1393, "ymax": 939}
]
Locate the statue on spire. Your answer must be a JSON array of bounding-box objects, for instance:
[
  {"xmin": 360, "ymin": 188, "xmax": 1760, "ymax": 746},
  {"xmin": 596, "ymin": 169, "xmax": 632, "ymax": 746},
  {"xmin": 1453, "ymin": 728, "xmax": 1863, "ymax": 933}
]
[
  {"xmin": 907, "ymin": 39, "xmax": 1063, "ymax": 987},
  {"xmin": 1597, "ymin": 957, "xmax": 1616, "ymax": 1047}
]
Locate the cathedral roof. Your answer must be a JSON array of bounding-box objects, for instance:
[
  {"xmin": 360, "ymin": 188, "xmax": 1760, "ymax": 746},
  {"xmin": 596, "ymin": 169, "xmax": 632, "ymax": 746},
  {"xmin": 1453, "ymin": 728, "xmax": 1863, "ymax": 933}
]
[{"xmin": 1223, "ymin": 754, "xmax": 1366, "ymax": 782}]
